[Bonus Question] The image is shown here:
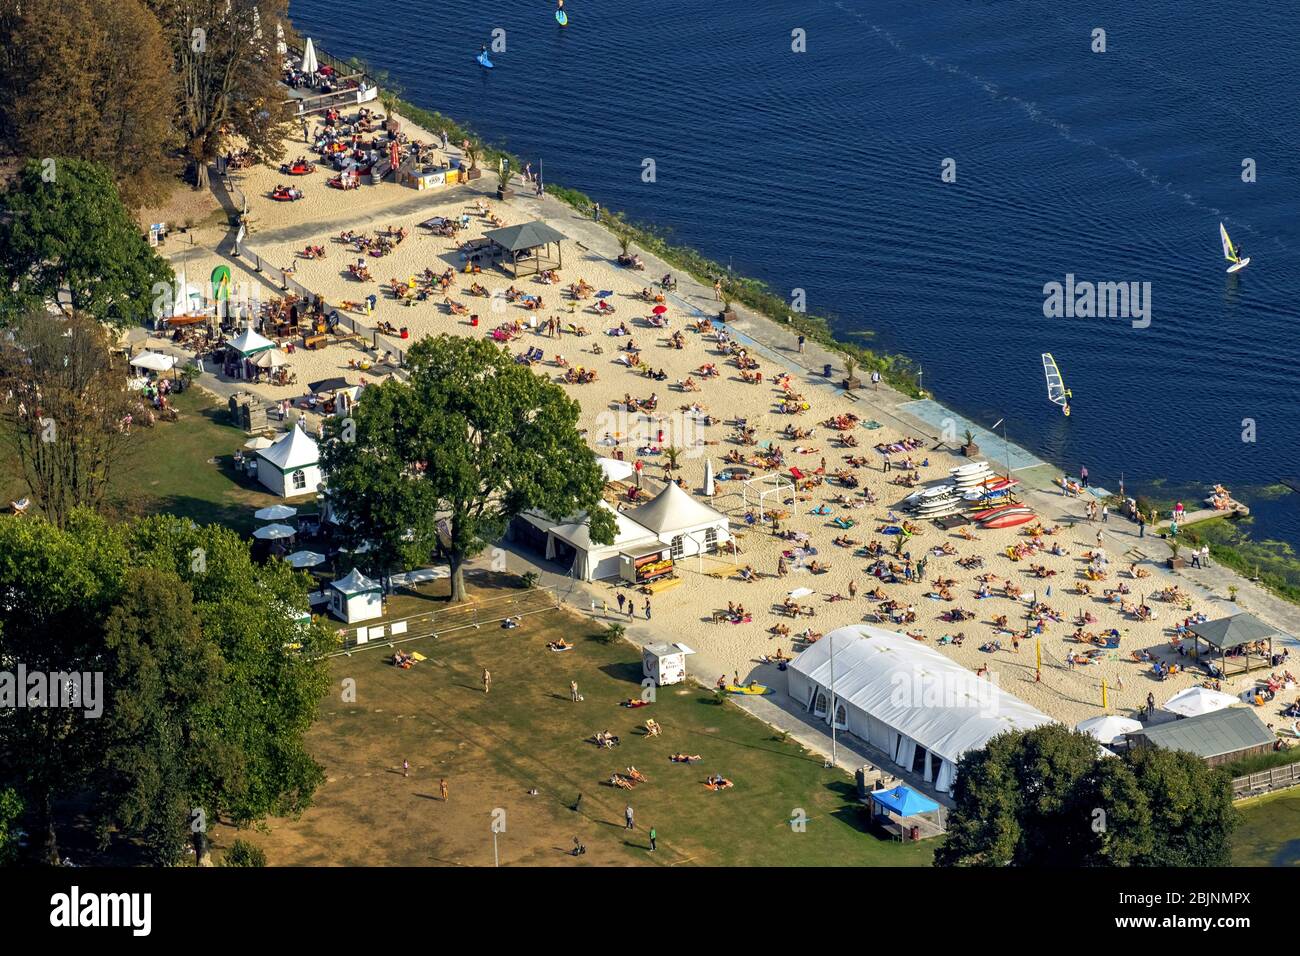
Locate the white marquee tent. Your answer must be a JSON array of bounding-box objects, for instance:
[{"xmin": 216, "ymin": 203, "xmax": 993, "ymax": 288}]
[
  {"xmin": 328, "ymin": 567, "xmax": 381, "ymax": 623},
  {"xmin": 129, "ymin": 351, "xmax": 175, "ymax": 372},
  {"xmin": 546, "ymin": 501, "xmax": 659, "ymax": 582},
  {"xmin": 787, "ymin": 625, "xmax": 1054, "ymax": 792},
  {"xmin": 625, "ymin": 480, "xmax": 729, "ymax": 559},
  {"xmin": 255, "ymin": 427, "xmax": 321, "ymax": 498}
]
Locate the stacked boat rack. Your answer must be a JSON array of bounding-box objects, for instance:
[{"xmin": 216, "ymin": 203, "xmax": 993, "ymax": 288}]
[{"xmin": 903, "ymin": 461, "xmax": 1036, "ymax": 529}]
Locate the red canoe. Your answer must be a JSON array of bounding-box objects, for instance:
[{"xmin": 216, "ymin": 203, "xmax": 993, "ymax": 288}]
[{"xmin": 981, "ymin": 511, "xmax": 1037, "ymax": 529}]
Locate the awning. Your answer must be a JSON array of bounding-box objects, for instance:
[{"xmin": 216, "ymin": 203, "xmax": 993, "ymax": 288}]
[{"xmin": 870, "ymin": 785, "xmax": 940, "ymax": 817}]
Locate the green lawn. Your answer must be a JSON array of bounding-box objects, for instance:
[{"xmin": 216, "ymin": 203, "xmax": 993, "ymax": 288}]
[
  {"xmin": 236, "ymin": 578, "xmax": 937, "ymax": 866},
  {"xmin": 1233, "ymin": 789, "xmax": 1300, "ymax": 866},
  {"xmin": 3, "ymin": 389, "xmax": 289, "ymax": 535}
]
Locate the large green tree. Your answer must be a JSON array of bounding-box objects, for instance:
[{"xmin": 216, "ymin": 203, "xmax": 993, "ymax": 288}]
[
  {"xmin": 147, "ymin": 0, "xmax": 292, "ymax": 188},
  {"xmin": 322, "ymin": 335, "xmax": 614, "ymax": 601},
  {"xmin": 937, "ymin": 724, "xmax": 1237, "ymax": 867},
  {"xmin": 0, "ymin": 511, "xmax": 331, "ymax": 864},
  {"xmin": 0, "ymin": 0, "xmax": 176, "ymax": 207},
  {"xmin": 0, "ymin": 159, "xmax": 172, "ymax": 327}
]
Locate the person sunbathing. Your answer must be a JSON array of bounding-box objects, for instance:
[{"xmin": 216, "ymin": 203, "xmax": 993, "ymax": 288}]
[
  {"xmin": 671, "ymin": 753, "xmax": 702, "ymax": 763},
  {"xmin": 644, "ymin": 719, "xmax": 661, "ymax": 737},
  {"xmin": 547, "ymin": 639, "xmax": 573, "ymax": 651},
  {"xmin": 626, "ymin": 766, "xmax": 648, "ymax": 783}
]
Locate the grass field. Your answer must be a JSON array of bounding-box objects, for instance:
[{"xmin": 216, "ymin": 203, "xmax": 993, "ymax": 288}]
[
  {"xmin": 220, "ymin": 576, "xmax": 936, "ymax": 867},
  {"xmin": 3, "ymin": 389, "xmax": 290, "ymax": 534},
  {"xmin": 1233, "ymin": 790, "xmax": 1300, "ymax": 866}
]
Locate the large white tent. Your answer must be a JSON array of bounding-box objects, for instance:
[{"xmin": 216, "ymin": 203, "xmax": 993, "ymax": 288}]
[
  {"xmin": 129, "ymin": 351, "xmax": 175, "ymax": 372},
  {"xmin": 625, "ymin": 480, "xmax": 729, "ymax": 559},
  {"xmin": 255, "ymin": 427, "xmax": 321, "ymax": 498},
  {"xmin": 547, "ymin": 502, "xmax": 659, "ymax": 582},
  {"xmin": 787, "ymin": 625, "xmax": 1054, "ymax": 792}
]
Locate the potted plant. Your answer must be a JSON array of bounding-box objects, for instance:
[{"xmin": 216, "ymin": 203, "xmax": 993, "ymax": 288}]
[
  {"xmin": 720, "ymin": 296, "xmax": 737, "ymax": 324},
  {"xmin": 496, "ymin": 164, "xmax": 512, "ymax": 200},
  {"xmin": 843, "ymin": 354, "xmax": 861, "ymax": 390},
  {"xmin": 1228, "ymin": 584, "xmax": 1239, "ymax": 603},
  {"xmin": 663, "ymin": 446, "xmax": 682, "ymax": 476},
  {"xmin": 1167, "ymin": 539, "xmax": 1186, "ymax": 570},
  {"xmin": 960, "ymin": 429, "xmax": 979, "ymax": 457},
  {"xmin": 465, "ymin": 142, "xmax": 482, "ymax": 180}
]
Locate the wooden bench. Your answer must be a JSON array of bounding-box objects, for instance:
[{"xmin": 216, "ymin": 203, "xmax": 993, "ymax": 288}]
[{"xmin": 303, "ymin": 334, "xmax": 328, "ymax": 350}]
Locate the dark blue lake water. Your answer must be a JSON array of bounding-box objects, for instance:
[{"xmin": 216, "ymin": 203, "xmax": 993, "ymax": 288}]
[{"xmin": 289, "ymin": 0, "xmax": 1300, "ymax": 545}]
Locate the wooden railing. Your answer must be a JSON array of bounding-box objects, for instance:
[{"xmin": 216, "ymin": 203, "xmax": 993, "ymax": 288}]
[{"xmin": 1233, "ymin": 762, "xmax": 1300, "ymax": 800}]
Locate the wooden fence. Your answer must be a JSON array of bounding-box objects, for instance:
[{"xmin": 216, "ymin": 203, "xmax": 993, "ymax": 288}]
[{"xmin": 1233, "ymin": 762, "xmax": 1300, "ymax": 800}]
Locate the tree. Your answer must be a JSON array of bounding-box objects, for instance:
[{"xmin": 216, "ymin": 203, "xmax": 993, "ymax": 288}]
[
  {"xmin": 322, "ymin": 335, "xmax": 614, "ymax": 602},
  {"xmin": 0, "ymin": 512, "xmax": 332, "ymax": 864},
  {"xmin": 937, "ymin": 724, "xmax": 1237, "ymax": 867},
  {"xmin": 0, "ymin": 160, "xmax": 173, "ymax": 326},
  {"xmin": 147, "ymin": 0, "xmax": 292, "ymax": 188},
  {"xmin": 0, "ymin": 312, "xmax": 140, "ymax": 528},
  {"xmin": 0, "ymin": 0, "xmax": 176, "ymax": 207},
  {"xmin": 0, "ymin": 788, "xmax": 22, "ymax": 865},
  {"xmin": 221, "ymin": 839, "xmax": 267, "ymax": 867}
]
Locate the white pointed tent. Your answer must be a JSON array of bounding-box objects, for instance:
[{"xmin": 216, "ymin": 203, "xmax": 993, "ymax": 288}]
[
  {"xmin": 547, "ymin": 502, "xmax": 658, "ymax": 582},
  {"xmin": 787, "ymin": 625, "xmax": 1054, "ymax": 792},
  {"xmin": 625, "ymin": 480, "xmax": 729, "ymax": 560},
  {"xmin": 328, "ymin": 567, "xmax": 382, "ymax": 623},
  {"xmin": 228, "ymin": 328, "xmax": 277, "ymax": 357},
  {"xmin": 255, "ymin": 427, "xmax": 321, "ymax": 497}
]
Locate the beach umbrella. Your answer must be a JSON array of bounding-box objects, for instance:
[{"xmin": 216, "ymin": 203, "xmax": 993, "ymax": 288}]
[
  {"xmin": 255, "ymin": 504, "xmax": 298, "ymax": 521},
  {"xmin": 1163, "ymin": 686, "xmax": 1239, "ymax": 718},
  {"xmin": 301, "ymin": 37, "xmax": 318, "ymax": 74},
  {"xmin": 244, "ymin": 435, "xmax": 274, "ymax": 450},
  {"xmin": 787, "ymin": 587, "xmax": 815, "ymax": 599},
  {"xmin": 285, "ymin": 550, "xmax": 325, "ymax": 568},
  {"xmin": 704, "ymin": 458, "xmax": 715, "ymax": 496},
  {"xmin": 276, "ymin": 21, "xmax": 287, "ymax": 56},
  {"xmin": 652, "ymin": 305, "xmax": 668, "ymax": 315},
  {"xmin": 252, "ymin": 523, "xmax": 296, "ymax": 541},
  {"xmin": 252, "ymin": 349, "xmax": 288, "ymax": 369},
  {"xmin": 597, "ymin": 456, "xmax": 634, "ymax": 483},
  {"xmin": 1075, "ymin": 714, "xmax": 1142, "ymax": 746}
]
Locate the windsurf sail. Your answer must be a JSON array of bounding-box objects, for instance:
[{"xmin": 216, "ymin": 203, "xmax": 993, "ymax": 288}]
[
  {"xmin": 1042, "ymin": 353, "xmax": 1071, "ymax": 415},
  {"xmin": 1219, "ymin": 222, "xmax": 1240, "ymax": 264}
]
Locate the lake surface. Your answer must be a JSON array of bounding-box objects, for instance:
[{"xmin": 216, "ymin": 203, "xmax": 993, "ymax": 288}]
[{"xmin": 290, "ymin": 0, "xmax": 1300, "ymax": 544}]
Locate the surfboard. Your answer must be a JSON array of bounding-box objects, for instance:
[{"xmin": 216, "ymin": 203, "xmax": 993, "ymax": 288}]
[
  {"xmin": 476, "ymin": 51, "xmax": 494, "ymax": 68},
  {"xmin": 556, "ymin": 10, "xmax": 568, "ymax": 25}
]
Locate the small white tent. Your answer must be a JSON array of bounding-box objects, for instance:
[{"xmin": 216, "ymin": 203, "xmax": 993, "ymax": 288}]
[
  {"xmin": 625, "ymin": 480, "xmax": 729, "ymax": 559},
  {"xmin": 329, "ymin": 567, "xmax": 382, "ymax": 623},
  {"xmin": 547, "ymin": 502, "xmax": 658, "ymax": 582},
  {"xmin": 228, "ymin": 328, "xmax": 277, "ymax": 358},
  {"xmin": 255, "ymin": 427, "xmax": 321, "ymax": 497},
  {"xmin": 787, "ymin": 625, "xmax": 1054, "ymax": 792},
  {"xmin": 129, "ymin": 351, "xmax": 175, "ymax": 373}
]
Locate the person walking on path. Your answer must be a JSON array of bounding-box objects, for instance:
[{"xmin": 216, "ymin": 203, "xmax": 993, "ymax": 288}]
[
  {"xmin": 593, "ymin": 202, "xmax": 600, "ymax": 222},
  {"xmin": 797, "ymin": 334, "xmax": 806, "ymax": 354},
  {"xmin": 625, "ymin": 804, "xmax": 635, "ymax": 830},
  {"xmin": 644, "ymin": 600, "xmax": 651, "ymax": 621},
  {"xmin": 1080, "ymin": 465, "xmax": 1089, "ymax": 488},
  {"xmin": 570, "ymin": 680, "xmax": 580, "ymax": 702},
  {"xmin": 402, "ymin": 759, "xmax": 409, "ymax": 778},
  {"xmin": 1138, "ymin": 511, "xmax": 1146, "ymax": 538},
  {"xmin": 1101, "ymin": 504, "xmax": 1109, "ymax": 523},
  {"xmin": 627, "ymin": 601, "xmax": 635, "ymax": 620},
  {"xmin": 713, "ymin": 278, "xmax": 723, "ymax": 300},
  {"xmin": 617, "ymin": 592, "xmax": 626, "ymax": 615},
  {"xmin": 871, "ymin": 369, "xmax": 881, "ymax": 390},
  {"xmin": 1201, "ymin": 545, "xmax": 1211, "ymax": 567},
  {"xmin": 1191, "ymin": 549, "xmax": 1202, "ymax": 569},
  {"xmin": 440, "ymin": 778, "xmax": 449, "ymax": 801},
  {"xmin": 649, "ymin": 827, "xmax": 657, "ymax": 852},
  {"xmin": 483, "ymin": 669, "xmax": 492, "ymax": 694}
]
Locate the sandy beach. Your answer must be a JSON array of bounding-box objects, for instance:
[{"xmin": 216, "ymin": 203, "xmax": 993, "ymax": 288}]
[{"xmin": 139, "ymin": 105, "xmax": 1289, "ymax": 737}]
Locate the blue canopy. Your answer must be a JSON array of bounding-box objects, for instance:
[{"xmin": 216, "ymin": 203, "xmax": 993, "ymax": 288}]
[{"xmin": 870, "ymin": 785, "xmax": 939, "ymax": 817}]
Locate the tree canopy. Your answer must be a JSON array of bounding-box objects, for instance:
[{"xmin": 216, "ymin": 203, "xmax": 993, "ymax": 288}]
[
  {"xmin": 0, "ymin": 0, "xmax": 176, "ymax": 207},
  {"xmin": 0, "ymin": 159, "xmax": 173, "ymax": 327},
  {"xmin": 936, "ymin": 723, "xmax": 1238, "ymax": 867},
  {"xmin": 147, "ymin": 0, "xmax": 293, "ymax": 188},
  {"xmin": 321, "ymin": 335, "xmax": 614, "ymax": 601},
  {"xmin": 0, "ymin": 511, "xmax": 332, "ymax": 864}
]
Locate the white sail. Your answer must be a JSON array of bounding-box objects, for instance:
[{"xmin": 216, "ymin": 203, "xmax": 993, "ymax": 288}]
[
  {"xmin": 1041, "ymin": 353, "xmax": 1069, "ymax": 409},
  {"xmin": 1219, "ymin": 222, "xmax": 1238, "ymax": 263}
]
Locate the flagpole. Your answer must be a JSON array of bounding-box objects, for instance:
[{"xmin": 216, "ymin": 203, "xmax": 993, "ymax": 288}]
[{"xmin": 827, "ymin": 630, "xmax": 838, "ymax": 769}]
